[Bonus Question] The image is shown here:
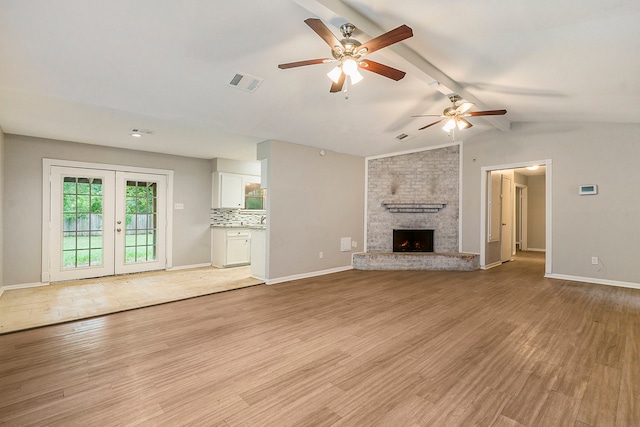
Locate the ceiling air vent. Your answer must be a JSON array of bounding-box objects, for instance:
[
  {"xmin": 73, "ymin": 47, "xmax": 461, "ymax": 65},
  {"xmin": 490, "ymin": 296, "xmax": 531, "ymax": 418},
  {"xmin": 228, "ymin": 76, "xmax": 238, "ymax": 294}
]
[
  {"xmin": 227, "ymin": 72, "xmax": 263, "ymax": 93},
  {"xmin": 395, "ymin": 133, "xmax": 410, "ymax": 141}
]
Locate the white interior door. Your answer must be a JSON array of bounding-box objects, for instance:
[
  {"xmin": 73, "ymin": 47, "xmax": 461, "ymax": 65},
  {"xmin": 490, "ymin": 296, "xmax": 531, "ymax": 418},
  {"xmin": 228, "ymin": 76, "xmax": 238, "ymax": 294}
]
[
  {"xmin": 501, "ymin": 175, "xmax": 513, "ymax": 263},
  {"xmin": 49, "ymin": 167, "xmax": 166, "ymax": 281}
]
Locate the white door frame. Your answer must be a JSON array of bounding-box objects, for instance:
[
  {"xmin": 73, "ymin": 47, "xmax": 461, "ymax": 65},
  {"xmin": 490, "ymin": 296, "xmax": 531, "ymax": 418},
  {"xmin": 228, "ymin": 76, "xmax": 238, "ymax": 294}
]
[
  {"xmin": 42, "ymin": 159, "xmax": 174, "ymax": 282},
  {"xmin": 515, "ymin": 184, "xmax": 528, "ymax": 251},
  {"xmin": 500, "ymin": 175, "xmax": 513, "ymax": 263},
  {"xmin": 480, "ymin": 159, "xmax": 552, "ymax": 275}
]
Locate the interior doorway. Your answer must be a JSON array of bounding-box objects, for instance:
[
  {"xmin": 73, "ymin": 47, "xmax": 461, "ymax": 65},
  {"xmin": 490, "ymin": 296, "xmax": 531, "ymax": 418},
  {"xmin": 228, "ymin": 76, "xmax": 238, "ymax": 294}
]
[{"xmin": 480, "ymin": 160, "xmax": 551, "ymax": 274}]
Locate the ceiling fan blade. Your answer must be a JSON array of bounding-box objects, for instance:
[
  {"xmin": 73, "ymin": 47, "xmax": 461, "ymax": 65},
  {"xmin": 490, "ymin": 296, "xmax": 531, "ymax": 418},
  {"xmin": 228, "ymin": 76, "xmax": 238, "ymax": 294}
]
[
  {"xmin": 358, "ymin": 25, "xmax": 413, "ymax": 55},
  {"xmin": 278, "ymin": 58, "xmax": 332, "ymax": 69},
  {"xmin": 458, "ymin": 117, "xmax": 473, "ymax": 129},
  {"xmin": 358, "ymin": 60, "xmax": 406, "ymax": 81},
  {"xmin": 329, "ymin": 72, "xmax": 346, "ymax": 93},
  {"xmin": 418, "ymin": 118, "xmax": 444, "ymax": 130},
  {"xmin": 465, "ymin": 109, "xmax": 507, "ymax": 116},
  {"xmin": 456, "ymin": 102, "xmax": 474, "ymax": 114},
  {"xmin": 304, "ymin": 18, "xmax": 343, "ymax": 50}
]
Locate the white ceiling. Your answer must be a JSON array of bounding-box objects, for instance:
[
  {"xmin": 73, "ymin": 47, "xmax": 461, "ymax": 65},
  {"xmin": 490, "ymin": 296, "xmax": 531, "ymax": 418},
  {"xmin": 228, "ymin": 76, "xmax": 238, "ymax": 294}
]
[{"xmin": 1, "ymin": 0, "xmax": 639, "ymax": 160}]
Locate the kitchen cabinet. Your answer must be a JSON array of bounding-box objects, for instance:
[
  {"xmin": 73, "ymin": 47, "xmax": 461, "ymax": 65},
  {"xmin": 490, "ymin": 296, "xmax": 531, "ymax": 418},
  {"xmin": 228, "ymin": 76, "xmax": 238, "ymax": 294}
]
[
  {"xmin": 212, "ymin": 172, "xmax": 262, "ymax": 209},
  {"xmin": 212, "ymin": 228, "xmax": 251, "ymax": 267},
  {"xmin": 219, "ymin": 173, "xmax": 243, "ymax": 208}
]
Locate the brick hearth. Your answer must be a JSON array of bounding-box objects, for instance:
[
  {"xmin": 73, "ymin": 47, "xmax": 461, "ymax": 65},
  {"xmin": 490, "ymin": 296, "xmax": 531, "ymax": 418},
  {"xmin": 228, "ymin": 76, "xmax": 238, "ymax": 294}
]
[{"xmin": 353, "ymin": 252, "xmax": 479, "ymax": 271}]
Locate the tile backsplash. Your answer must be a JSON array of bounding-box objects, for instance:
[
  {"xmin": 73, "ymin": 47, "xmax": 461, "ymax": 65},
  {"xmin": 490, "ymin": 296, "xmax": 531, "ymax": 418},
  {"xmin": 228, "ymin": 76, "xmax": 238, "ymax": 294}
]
[{"xmin": 211, "ymin": 208, "xmax": 266, "ymax": 226}]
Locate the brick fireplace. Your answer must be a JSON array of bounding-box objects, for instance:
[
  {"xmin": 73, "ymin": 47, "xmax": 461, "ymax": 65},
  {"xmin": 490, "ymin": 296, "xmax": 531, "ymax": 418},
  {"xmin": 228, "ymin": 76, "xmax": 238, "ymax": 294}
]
[{"xmin": 354, "ymin": 144, "xmax": 479, "ymax": 271}]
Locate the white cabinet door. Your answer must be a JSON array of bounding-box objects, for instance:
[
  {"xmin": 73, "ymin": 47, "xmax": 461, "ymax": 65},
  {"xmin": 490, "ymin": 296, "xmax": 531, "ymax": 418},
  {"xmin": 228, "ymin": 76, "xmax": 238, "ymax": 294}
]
[
  {"xmin": 220, "ymin": 173, "xmax": 243, "ymax": 208},
  {"xmin": 226, "ymin": 236, "xmax": 250, "ymax": 265}
]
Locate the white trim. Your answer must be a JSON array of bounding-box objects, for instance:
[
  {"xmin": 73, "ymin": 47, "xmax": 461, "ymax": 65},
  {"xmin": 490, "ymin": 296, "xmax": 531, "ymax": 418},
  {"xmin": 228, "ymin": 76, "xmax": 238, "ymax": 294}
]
[
  {"xmin": 42, "ymin": 158, "xmax": 175, "ymax": 281},
  {"xmin": 546, "ymin": 273, "xmax": 640, "ymax": 290},
  {"xmin": 43, "ymin": 158, "xmax": 173, "ymax": 175},
  {"xmin": 480, "ymin": 159, "xmax": 552, "ymax": 273},
  {"xmin": 525, "ymin": 248, "xmax": 546, "ymax": 252},
  {"xmin": 363, "ymin": 157, "xmax": 369, "ymax": 253},
  {"xmin": 265, "ymin": 265, "xmax": 353, "ymax": 285},
  {"xmin": 482, "ymin": 261, "xmax": 503, "ymax": 270},
  {"xmin": 1, "ymin": 282, "xmax": 50, "ymax": 292},
  {"xmin": 167, "ymin": 263, "xmax": 212, "ymax": 271},
  {"xmin": 545, "ymin": 162, "xmax": 553, "ymax": 275},
  {"xmin": 458, "ymin": 141, "xmax": 464, "ymax": 253},
  {"xmin": 515, "ymin": 184, "xmax": 528, "ymax": 251}
]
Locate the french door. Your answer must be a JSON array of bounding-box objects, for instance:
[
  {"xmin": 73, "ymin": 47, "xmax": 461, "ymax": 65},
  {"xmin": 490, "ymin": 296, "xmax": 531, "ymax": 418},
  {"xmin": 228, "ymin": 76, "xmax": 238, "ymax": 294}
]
[{"xmin": 49, "ymin": 166, "xmax": 167, "ymax": 281}]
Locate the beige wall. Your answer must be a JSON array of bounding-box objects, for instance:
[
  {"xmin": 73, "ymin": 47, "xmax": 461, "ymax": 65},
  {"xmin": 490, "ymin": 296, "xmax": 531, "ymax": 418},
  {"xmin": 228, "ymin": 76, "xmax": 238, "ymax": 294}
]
[
  {"xmin": 258, "ymin": 140, "xmax": 365, "ymax": 282},
  {"xmin": 4, "ymin": 135, "xmax": 213, "ymax": 286},
  {"xmin": 0, "ymin": 128, "xmax": 4, "ymax": 288},
  {"xmin": 462, "ymin": 122, "xmax": 640, "ymax": 284}
]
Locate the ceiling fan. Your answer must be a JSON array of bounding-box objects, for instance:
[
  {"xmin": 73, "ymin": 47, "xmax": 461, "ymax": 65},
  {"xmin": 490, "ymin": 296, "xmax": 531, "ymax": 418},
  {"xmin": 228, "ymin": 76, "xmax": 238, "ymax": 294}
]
[
  {"xmin": 413, "ymin": 94, "xmax": 507, "ymax": 131},
  {"xmin": 278, "ymin": 18, "xmax": 413, "ymax": 93}
]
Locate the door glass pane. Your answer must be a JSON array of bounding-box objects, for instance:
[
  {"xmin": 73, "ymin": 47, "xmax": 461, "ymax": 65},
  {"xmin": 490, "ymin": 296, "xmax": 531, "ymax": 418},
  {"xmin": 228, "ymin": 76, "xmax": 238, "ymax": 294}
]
[
  {"xmin": 61, "ymin": 176, "xmax": 104, "ymax": 269},
  {"xmin": 124, "ymin": 180, "xmax": 158, "ymax": 264}
]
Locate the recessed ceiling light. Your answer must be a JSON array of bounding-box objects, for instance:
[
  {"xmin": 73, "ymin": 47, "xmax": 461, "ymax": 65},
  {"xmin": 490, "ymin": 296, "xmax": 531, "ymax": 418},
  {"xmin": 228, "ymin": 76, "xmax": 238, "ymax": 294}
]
[{"xmin": 526, "ymin": 165, "xmax": 540, "ymax": 171}]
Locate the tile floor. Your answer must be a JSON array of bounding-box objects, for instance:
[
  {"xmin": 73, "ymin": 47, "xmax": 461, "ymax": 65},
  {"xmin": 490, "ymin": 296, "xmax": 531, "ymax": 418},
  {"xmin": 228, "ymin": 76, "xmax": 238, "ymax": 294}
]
[{"xmin": 0, "ymin": 266, "xmax": 262, "ymax": 334}]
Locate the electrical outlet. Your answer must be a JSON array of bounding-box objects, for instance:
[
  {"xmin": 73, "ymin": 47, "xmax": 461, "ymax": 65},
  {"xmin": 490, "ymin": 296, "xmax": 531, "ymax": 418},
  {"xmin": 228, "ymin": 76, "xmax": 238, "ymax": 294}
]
[
  {"xmin": 591, "ymin": 257, "xmax": 598, "ymax": 265},
  {"xmin": 319, "ymin": 252, "xmax": 323, "ymax": 259},
  {"xmin": 352, "ymin": 241, "xmax": 357, "ymax": 248}
]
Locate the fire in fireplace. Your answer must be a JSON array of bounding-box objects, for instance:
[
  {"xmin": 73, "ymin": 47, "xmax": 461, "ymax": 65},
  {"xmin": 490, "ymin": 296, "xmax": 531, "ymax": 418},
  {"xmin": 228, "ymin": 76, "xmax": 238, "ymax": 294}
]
[{"xmin": 393, "ymin": 229, "xmax": 434, "ymax": 252}]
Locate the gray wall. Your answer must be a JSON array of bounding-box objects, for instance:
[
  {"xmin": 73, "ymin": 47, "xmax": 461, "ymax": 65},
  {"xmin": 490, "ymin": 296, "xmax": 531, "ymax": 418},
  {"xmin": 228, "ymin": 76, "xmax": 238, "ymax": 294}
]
[
  {"xmin": 366, "ymin": 145, "xmax": 460, "ymax": 253},
  {"xmin": 462, "ymin": 122, "xmax": 640, "ymax": 284},
  {"xmin": 527, "ymin": 174, "xmax": 546, "ymax": 250},
  {"xmin": 4, "ymin": 134, "xmax": 212, "ymax": 285},
  {"xmin": 258, "ymin": 140, "xmax": 365, "ymax": 281}
]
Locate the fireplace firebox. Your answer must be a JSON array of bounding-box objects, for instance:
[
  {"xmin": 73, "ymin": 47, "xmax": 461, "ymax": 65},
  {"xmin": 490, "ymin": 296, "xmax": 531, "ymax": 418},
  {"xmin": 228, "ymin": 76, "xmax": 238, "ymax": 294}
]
[{"xmin": 393, "ymin": 229, "xmax": 434, "ymax": 252}]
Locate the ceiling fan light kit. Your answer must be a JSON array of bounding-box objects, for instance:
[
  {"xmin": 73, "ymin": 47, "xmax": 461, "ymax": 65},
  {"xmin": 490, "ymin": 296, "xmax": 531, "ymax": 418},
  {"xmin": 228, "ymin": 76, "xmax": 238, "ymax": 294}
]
[
  {"xmin": 413, "ymin": 94, "xmax": 507, "ymax": 134},
  {"xmin": 278, "ymin": 18, "xmax": 413, "ymax": 94}
]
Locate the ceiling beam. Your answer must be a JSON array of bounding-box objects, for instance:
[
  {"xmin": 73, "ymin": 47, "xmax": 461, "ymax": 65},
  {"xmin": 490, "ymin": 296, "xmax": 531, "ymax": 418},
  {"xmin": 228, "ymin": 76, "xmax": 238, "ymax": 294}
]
[{"xmin": 294, "ymin": 0, "xmax": 512, "ymax": 132}]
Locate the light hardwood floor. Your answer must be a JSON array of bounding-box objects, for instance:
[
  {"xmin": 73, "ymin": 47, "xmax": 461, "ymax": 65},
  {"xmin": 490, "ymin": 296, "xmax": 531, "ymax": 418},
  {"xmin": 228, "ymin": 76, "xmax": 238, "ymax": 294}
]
[
  {"xmin": 0, "ymin": 252, "xmax": 638, "ymax": 426},
  {"xmin": 0, "ymin": 266, "xmax": 262, "ymax": 334}
]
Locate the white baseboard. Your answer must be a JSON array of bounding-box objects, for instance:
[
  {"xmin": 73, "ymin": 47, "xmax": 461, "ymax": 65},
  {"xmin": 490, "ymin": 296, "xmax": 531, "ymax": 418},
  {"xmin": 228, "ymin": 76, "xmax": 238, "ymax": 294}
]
[
  {"xmin": 545, "ymin": 273, "xmax": 640, "ymax": 290},
  {"xmin": 265, "ymin": 265, "xmax": 353, "ymax": 285},
  {"xmin": 482, "ymin": 261, "xmax": 502, "ymax": 270},
  {"xmin": 167, "ymin": 263, "xmax": 214, "ymax": 271},
  {"xmin": 525, "ymin": 248, "xmax": 546, "ymax": 252}
]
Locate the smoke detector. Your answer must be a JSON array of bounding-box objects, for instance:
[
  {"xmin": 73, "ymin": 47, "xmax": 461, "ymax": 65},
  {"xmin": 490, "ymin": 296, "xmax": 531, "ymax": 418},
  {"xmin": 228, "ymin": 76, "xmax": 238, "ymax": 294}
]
[{"xmin": 130, "ymin": 128, "xmax": 154, "ymax": 138}]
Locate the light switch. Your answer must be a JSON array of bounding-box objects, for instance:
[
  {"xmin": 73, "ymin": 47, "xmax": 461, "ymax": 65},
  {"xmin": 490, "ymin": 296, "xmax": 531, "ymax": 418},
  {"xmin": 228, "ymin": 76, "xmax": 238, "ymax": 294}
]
[{"xmin": 174, "ymin": 203, "xmax": 184, "ymax": 210}]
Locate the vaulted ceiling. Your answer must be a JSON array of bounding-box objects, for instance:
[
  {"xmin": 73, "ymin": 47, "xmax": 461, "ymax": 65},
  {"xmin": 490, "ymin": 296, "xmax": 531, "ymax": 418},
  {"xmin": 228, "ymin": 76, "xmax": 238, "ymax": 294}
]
[{"xmin": 1, "ymin": 0, "xmax": 639, "ymax": 160}]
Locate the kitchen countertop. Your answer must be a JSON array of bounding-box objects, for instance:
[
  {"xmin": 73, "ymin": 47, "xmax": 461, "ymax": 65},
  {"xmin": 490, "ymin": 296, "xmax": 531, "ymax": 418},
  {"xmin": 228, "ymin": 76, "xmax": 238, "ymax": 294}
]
[{"xmin": 211, "ymin": 225, "xmax": 266, "ymax": 230}]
